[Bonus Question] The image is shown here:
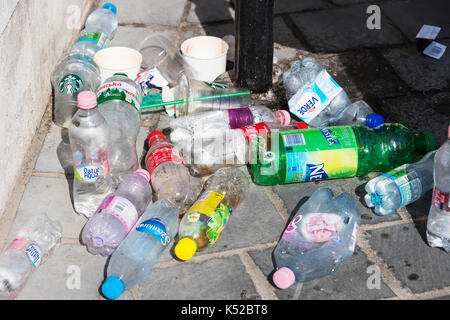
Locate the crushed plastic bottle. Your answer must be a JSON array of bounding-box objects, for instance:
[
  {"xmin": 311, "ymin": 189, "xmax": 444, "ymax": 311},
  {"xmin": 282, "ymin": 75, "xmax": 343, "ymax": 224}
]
[
  {"xmin": 69, "ymin": 91, "xmax": 114, "ymax": 218},
  {"xmin": 0, "ymin": 214, "xmax": 62, "ymax": 300},
  {"xmin": 101, "ymin": 200, "xmax": 179, "ymax": 300},
  {"xmin": 250, "ymin": 124, "xmax": 436, "ymax": 186},
  {"xmin": 364, "ymin": 151, "xmax": 436, "ymax": 216},
  {"xmin": 174, "ymin": 168, "xmax": 249, "ymax": 261},
  {"xmin": 328, "ymin": 100, "xmax": 385, "ymax": 128},
  {"xmin": 51, "ymin": 3, "xmax": 118, "ymax": 128},
  {"xmin": 272, "ymin": 188, "xmax": 360, "ymax": 289},
  {"xmin": 81, "ymin": 169, "xmax": 153, "ymax": 256},
  {"xmin": 96, "ymin": 73, "xmax": 142, "ymax": 185},
  {"xmin": 427, "ymin": 126, "xmax": 450, "ymax": 252}
]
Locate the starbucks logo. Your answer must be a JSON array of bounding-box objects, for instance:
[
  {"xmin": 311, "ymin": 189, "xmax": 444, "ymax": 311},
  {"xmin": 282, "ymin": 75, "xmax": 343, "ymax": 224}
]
[{"xmin": 58, "ymin": 74, "xmax": 83, "ymax": 94}]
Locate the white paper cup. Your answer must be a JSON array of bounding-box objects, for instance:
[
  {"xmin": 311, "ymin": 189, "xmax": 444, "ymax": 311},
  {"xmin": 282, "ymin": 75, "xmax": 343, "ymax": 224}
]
[
  {"xmin": 94, "ymin": 47, "xmax": 143, "ymax": 82},
  {"xmin": 180, "ymin": 36, "xmax": 229, "ymax": 82}
]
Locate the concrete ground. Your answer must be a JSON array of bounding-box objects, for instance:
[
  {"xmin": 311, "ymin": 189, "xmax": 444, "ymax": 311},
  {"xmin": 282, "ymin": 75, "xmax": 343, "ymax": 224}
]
[{"xmin": 2, "ymin": 0, "xmax": 450, "ymax": 300}]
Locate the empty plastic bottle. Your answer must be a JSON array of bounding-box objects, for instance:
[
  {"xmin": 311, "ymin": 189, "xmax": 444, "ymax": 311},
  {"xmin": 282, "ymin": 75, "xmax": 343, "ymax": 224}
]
[
  {"xmin": 51, "ymin": 3, "xmax": 118, "ymax": 128},
  {"xmin": 272, "ymin": 188, "xmax": 360, "ymax": 289},
  {"xmin": 81, "ymin": 169, "xmax": 153, "ymax": 256},
  {"xmin": 364, "ymin": 151, "xmax": 436, "ymax": 216},
  {"xmin": 174, "ymin": 168, "xmax": 249, "ymax": 261},
  {"xmin": 328, "ymin": 100, "xmax": 385, "ymax": 128},
  {"xmin": 97, "ymin": 73, "xmax": 143, "ymax": 184},
  {"xmin": 250, "ymin": 124, "xmax": 436, "ymax": 186},
  {"xmin": 101, "ymin": 200, "xmax": 179, "ymax": 300},
  {"xmin": 0, "ymin": 214, "xmax": 62, "ymax": 300},
  {"xmin": 145, "ymin": 131, "xmax": 193, "ymax": 211},
  {"xmin": 69, "ymin": 91, "xmax": 114, "ymax": 218},
  {"xmin": 283, "ymin": 58, "xmax": 383, "ymax": 129},
  {"xmin": 427, "ymin": 126, "xmax": 450, "ymax": 252}
]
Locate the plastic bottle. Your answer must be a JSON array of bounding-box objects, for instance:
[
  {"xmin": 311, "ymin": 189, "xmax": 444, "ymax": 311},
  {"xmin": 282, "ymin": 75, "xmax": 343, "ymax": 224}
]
[
  {"xmin": 364, "ymin": 151, "xmax": 436, "ymax": 216},
  {"xmin": 69, "ymin": 91, "xmax": 114, "ymax": 218},
  {"xmin": 145, "ymin": 131, "xmax": 193, "ymax": 211},
  {"xmin": 427, "ymin": 126, "xmax": 450, "ymax": 252},
  {"xmin": 328, "ymin": 100, "xmax": 385, "ymax": 128},
  {"xmin": 250, "ymin": 124, "xmax": 436, "ymax": 186},
  {"xmin": 51, "ymin": 3, "xmax": 118, "ymax": 128},
  {"xmin": 0, "ymin": 214, "xmax": 62, "ymax": 300},
  {"xmin": 283, "ymin": 58, "xmax": 384, "ymax": 129},
  {"xmin": 81, "ymin": 169, "xmax": 153, "ymax": 256},
  {"xmin": 173, "ymin": 121, "xmax": 309, "ymax": 177},
  {"xmin": 96, "ymin": 73, "xmax": 143, "ymax": 185},
  {"xmin": 101, "ymin": 200, "xmax": 179, "ymax": 300},
  {"xmin": 272, "ymin": 188, "xmax": 360, "ymax": 289},
  {"xmin": 174, "ymin": 168, "xmax": 249, "ymax": 261}
]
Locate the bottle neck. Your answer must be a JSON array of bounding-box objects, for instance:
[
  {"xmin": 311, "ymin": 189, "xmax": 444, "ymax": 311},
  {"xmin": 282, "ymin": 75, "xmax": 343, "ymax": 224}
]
[
  {"xmin": 414, "ymin": 132, "xmax": 436, "ymax": 155},
  {"xmin": 227, "ymin": 108, "xmax": 254, "ymax": 129},
  {"xmin": 149, "ymin": 135, "xmax": 167, "ymax": 148}
]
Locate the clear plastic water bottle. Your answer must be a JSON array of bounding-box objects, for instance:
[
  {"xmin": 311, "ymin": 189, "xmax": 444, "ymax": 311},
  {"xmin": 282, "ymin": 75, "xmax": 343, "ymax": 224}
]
[
  {"xmin": 0, "ymin": 214, "xmax": 62, "ymax": 300},
  {"xmin": 81, "ymin": 169, "xmax": 153, "ymax": 256},
  {"xmin": 145, "ymin": 131, "xmax": 193, "ymax": 211},
  {"xmin": 97, "ymin": 73, "xmax": 143, "ymax": 184},
  {"xmin": 427, "ymin": 126, "xmax": 450, "ymax": 252},
  {"xmin": 329, "ymin": 100, "xmax": 385, "ymax": 128},
  {"xmin": 51, "ymin": 3, "xmax": 118, "ymax": 129},
  {"xmin": 364, "ymin": 151, "xmax": 436, "ymax": 216},
  {"xmin": 69, "ymin": 91, "xmax": 114, "ymax": 218},
  {"xmin": 272, "ymin": 188, "xmax": 360, "ymax": 289},
  {"xmin": 101, "ymin": 200, "xmax": 179, "ymax": 300}
]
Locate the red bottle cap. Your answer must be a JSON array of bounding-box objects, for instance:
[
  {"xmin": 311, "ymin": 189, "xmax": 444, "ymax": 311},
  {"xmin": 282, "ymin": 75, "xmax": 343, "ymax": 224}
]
[{"xmin": 148, "ymin": 131, "xmax": 167, "ymax": 147}]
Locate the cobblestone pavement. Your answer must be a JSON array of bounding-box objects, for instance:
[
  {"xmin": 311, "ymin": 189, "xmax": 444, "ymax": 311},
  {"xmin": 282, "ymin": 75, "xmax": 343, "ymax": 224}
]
[{"xmin": 2, "ymin": 0, "xmax": 449, "ymax": 300}]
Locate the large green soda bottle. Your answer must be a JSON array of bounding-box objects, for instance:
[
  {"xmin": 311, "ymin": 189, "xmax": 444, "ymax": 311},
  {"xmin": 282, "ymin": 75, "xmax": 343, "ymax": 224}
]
[{"xmin": 249, "ymin": 124, "xmax": 436, "ymax": 186}]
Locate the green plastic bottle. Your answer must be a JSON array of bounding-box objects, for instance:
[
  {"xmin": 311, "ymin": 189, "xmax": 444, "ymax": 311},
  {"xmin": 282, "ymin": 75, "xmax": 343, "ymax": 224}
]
[{"xmin": 249, "ymin": 124, "xmax": 436, "ymax": 186}]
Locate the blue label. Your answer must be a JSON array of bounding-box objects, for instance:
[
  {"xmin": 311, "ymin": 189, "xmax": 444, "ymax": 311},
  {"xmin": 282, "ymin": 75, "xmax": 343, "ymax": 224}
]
[
  {"xmin": 305, "ymin": 163, "xmax": 329, "ymax": 181},
  {"xmin": 320, "ymin": 128, "xmax": 341, "ymax": 146},
  {"xmin": 136, "ymin": 218, "xmax": 170, "ymax": 245}
]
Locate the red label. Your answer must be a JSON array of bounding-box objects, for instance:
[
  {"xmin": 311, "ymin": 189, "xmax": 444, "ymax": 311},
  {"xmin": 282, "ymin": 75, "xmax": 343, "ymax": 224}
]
[
  {"xmin": 432, "ymin": 187, "xmax": 450, "ymax": 211},
  {"xmin": 240, "ymin": 123, "xmax": 271, "ymax": 143},
  {"xmin": 146, "ymin": 146, "xmax": 184, "ymax": 176}
]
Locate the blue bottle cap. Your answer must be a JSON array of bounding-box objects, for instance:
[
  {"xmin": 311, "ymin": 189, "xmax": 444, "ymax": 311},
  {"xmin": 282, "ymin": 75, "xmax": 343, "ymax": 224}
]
[
  {"xmin": 101, "ymin": 277, "xmax": 125, "ymax": 300},
  {"xmin": 366, "ymin": 113, "xmax": 385, "ymax": 129},
  {"xmin": 102, "ymin": 3, "xmax": 117, "ymax": 15}
]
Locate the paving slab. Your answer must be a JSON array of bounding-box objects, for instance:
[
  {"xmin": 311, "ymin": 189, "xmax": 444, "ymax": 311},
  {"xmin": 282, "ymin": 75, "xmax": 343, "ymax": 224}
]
[
  {"xmin": 99, "ymin": 0, "xmax": 186, "ymax": 26},
  {"xmin": 188, "ymin": 0, "xmax": 234, "ymax": 23},
  {"xmin": 248, "ymin": 246, "xmax": 396, "ymax": 300},
  {"xmin": 139, "ymin": 255, "xmax": 260, "ymax": 300},
  {"xmin": 382, "ymin": 41, "xmax": 450, "ymax": 92},
  {"xmin": 382, "ymin": 0, "xmax": 450, "ymax": 42},
  {"xmin": 330, "ymin": 0, "xmax": 381, "ymax": 5},
  {"xmin": 290, "ymin": 4, "xmax": 405, "ymax": 53},
  {"xmin": 110, "ymin": 25, "xmax": 177, "ymax": 51},
  {"xmin": 366, "ymin": 220, "xmax": 450, "ymax": 294},
  {"xmin": 274, "ymin": 0, "xmax": 329, "ymax": 14}
]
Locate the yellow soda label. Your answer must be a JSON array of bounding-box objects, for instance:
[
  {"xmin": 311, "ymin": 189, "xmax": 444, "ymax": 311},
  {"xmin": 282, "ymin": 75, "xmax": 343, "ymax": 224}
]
[{"xmin": 186, "ymin": 191, "xmax": 225, "ymax": 222}]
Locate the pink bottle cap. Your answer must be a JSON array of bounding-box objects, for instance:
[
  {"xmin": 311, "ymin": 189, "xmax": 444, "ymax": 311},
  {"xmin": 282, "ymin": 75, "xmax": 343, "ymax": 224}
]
[
  {"xmin": 274, "ymin": 110, "xmax": 291, "ymax": 126},
  {"xmin": 135, "ymin": 169, "xmax": 151, "ymax": 182},
  {"xmin": 273, "ymin": 267, "xmax": 296, "ymax": 289},
  {"xmin": 77, "ymin": 91, "xmax": 97, "ymax": 110}
]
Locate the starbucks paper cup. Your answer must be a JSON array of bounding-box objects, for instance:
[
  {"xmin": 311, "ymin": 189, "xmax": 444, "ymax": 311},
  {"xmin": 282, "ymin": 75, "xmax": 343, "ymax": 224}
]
[
  {"xmin": 94, "ymin": 47, "xmax": 143, "ymax": 82},
  {"xmin": 180, "ymin": 36, "xmax": 229, "ymax": 82}
]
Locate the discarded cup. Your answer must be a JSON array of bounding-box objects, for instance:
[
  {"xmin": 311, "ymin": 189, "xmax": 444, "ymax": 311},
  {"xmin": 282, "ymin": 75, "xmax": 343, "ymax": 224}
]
[{"xmin": 94, "ymin": 46, "xmax": 143, "ymax": 82}]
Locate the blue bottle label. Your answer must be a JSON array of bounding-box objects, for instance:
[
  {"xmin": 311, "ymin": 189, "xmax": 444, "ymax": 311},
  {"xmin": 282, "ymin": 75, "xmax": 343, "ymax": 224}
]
[
  {"xmin": 136, "ymin": 218, "xmax": 170, "ymax": 245},
  {"xmin": 382, "ymin": 167, "xmax": 422, "ymax": 208}
]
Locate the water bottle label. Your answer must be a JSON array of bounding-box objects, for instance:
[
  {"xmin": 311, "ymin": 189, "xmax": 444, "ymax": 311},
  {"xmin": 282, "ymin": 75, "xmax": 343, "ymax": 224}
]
[
  {"xmin": 240, "ymin": 123, "xmax": 271, "ymax": 143},
  {"xmin": 283, "ymin": 213, "xmax": 343, "ymax": 243},
  {"xmin": 288, "ymin": 70, "xmax": 343, "ymax": 123},
  {"xmin": 145, "ymin": 146, "xmax": 184, "ymax": 176},
  {"xmin": 73, "ymin": 147, "xmax": 110, "ymax": 182},
  {"xmin": 97, "ymin": 81, "xmax": 141, "ymax": 112},
  {"xmin": 7, "ymin": 238, "xmax": 42, "ymax": 268},
  {"xmin": 76, "ymin": 31, "xmax": 108, "ymax": 49},
  {"xmin": 136, "ymin": 218, "xmax": 170, "ymax": 245},
  {"xmin": 432, "ymin": 187, "xmax": 450, "ymax": 212},
  {"xmin": 58, "ymin": 74, "xmax": 83, "ymax": 94},
  {"xmin": 281, "ymin": 127, "xmax": 358, "ymax": 183},
  {"xmin": 382, "ymin": 167, "xmax": 423, "ymax": 208},
  {"xmin": 95, "ymin": 196, "xmax": 138, "ymax": 233},
  {"xmin": 74, "ymin": 165, "xmax": 103, "ymax": 182}
]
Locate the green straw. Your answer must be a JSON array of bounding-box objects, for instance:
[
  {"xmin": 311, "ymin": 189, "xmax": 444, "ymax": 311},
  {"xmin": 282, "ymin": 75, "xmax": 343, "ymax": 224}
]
[{"xmin": 140, "ymin": 90, "xmax": 251, "ymax": 110}]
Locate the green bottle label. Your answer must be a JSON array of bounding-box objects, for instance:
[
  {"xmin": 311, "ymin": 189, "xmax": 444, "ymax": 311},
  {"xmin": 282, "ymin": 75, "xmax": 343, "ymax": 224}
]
[
  {"xmin": 206, "ymin": 203, "xmax": 230, "ymax": 247},
  {"xmin": 96, "ymin": 81, "xmax": 141, "ymax": 112},
  {"xmin": 281, "ymin": 126, "xmax": 358, "ymax": 183},
  {"xmin": 76, "ymin": 32, "xmax": 108, "ymax": 49},
  {"xmin": 58, "ymin": 74, "xmax": 83, "ymax": 94}
]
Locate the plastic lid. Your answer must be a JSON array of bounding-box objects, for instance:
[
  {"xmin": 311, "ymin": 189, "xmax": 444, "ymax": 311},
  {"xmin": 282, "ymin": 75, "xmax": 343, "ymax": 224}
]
[
  {"xmin": 148, "ymin": 131, "xmax": 167, "ymax": 147},
  {"xmin": 102, "ymin": 3, "xmax": 117, "ymax": 15},
  {"xmin": 135, "ymin": 169, "xmax": 150, "ymax": 182},
  {"xmin": 174, "ymin": 238, "xmax": 197, "ymax": 261},
  {"xmin": 77, "ymin": 91, "xmax": 97, "ymax": 110},
  {"xmin": 295, "ymin": 121, "xmax": 309, "ymax": 130},
  {"xmin": 272, "ymin": 267, "xmax": 296, "ymax": 290},
  {"xmin": 101, "ymin": 277, "xmax": 125, "ymax": 300},
  {"xmin": 366, "ymin": 114, "xmax": 385, "ymax": 129},
  {"xmin": 274, "ymin": 110, "xmax": 291, "ymax": 126}
]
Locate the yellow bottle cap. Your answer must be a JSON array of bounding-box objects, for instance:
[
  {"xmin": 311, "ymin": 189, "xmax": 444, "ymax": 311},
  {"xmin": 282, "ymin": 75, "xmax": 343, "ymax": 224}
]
[{"xmin": 175, "ymin": 238, "xmax": 197, "ymax": 261}]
